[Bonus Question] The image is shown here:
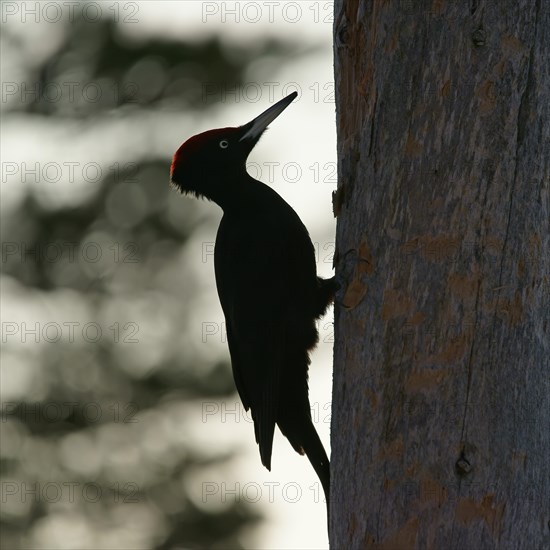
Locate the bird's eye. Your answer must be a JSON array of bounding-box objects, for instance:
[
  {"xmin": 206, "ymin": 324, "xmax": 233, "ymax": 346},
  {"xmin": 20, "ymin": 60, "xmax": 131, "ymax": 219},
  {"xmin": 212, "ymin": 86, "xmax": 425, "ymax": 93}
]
[{"xmin": 219, "ymin": 140, "xmax": 229, "ymax": 149}]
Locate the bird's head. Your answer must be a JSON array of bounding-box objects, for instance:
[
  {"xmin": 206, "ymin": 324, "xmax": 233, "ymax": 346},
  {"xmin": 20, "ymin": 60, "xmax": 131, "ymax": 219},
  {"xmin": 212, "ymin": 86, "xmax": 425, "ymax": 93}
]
[{"xmin": 170, "ymin": 91, "xmax": 297, "ymax": 203}]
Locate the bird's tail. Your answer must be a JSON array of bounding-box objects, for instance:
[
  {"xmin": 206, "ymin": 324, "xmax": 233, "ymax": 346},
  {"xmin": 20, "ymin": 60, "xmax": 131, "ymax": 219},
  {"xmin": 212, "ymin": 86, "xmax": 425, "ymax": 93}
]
[
  {"xmin": 301, "ymin": 418, "xmax": 330, "ymax": 514},
  {"xmin": 278, "ymin": 415, "xmax": 330, "ymax": 517}
]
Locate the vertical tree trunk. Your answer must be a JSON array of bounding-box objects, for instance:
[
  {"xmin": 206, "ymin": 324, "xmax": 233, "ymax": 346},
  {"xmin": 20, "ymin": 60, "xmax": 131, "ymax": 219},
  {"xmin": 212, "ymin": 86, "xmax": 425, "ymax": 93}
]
[{"xmin": 331, "ymin": 1, "xmax": 549, "ymax": 548}]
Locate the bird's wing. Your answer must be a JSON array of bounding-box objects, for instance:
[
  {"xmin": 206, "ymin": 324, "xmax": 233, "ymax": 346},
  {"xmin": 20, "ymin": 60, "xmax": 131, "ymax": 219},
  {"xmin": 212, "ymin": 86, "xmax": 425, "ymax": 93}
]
[
  {"xmin": 214, "ymin": 220, "xmax": 290, "ymax": 470},
  {"xmin": 231, "ymin": 318, "xmax": 283, "ymax": 471}
]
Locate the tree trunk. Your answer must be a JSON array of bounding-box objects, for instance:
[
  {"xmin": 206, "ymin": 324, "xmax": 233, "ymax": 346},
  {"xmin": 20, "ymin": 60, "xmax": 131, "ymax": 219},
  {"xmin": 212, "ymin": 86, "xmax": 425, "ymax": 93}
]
[{"xmin": 331, "ymin": 1, "xmax": 549, "ymax": 548}]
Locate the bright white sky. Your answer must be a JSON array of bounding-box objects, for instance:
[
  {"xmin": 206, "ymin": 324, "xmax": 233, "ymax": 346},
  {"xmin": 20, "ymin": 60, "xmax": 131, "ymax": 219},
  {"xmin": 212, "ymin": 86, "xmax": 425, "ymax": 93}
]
[{"xmin": 1, "ymin": 2, "xmax": 337, "ymax": 548}]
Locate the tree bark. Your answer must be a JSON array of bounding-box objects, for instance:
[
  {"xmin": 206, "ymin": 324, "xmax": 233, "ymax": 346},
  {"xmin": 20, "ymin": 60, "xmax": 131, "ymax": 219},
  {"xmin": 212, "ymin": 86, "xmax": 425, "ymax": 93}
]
[{"xmin": 331, "ymin": 1, "xmax": 549, "ymax": 548}]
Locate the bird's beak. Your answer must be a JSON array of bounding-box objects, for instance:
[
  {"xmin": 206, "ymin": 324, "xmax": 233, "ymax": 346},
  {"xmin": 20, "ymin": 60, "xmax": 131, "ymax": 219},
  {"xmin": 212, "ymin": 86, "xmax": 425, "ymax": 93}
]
[{"xmin": 239, "ymin": 91, "xmax": 298, "ymax": 143}]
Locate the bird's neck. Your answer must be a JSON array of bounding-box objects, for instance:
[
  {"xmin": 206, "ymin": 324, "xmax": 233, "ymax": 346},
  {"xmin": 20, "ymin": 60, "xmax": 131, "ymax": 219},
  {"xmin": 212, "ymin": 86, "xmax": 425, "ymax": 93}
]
[{"xmin": 213, "ymin": 172, "xmax": 268, "ymax": 213}]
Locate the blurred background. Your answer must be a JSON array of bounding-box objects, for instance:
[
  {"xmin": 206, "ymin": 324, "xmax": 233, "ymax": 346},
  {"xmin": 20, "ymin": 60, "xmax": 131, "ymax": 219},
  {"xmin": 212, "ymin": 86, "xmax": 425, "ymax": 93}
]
[{"xmin": 1, "ymin": 2, "xmax": 336, "ymax": 548}]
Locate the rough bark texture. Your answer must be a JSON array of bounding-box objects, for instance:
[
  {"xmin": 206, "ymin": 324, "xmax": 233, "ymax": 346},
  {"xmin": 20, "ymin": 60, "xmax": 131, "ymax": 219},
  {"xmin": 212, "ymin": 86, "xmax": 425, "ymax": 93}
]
[{"xmin": 331, "ymin": 1, "xmax": 549, "ymax": 548}]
